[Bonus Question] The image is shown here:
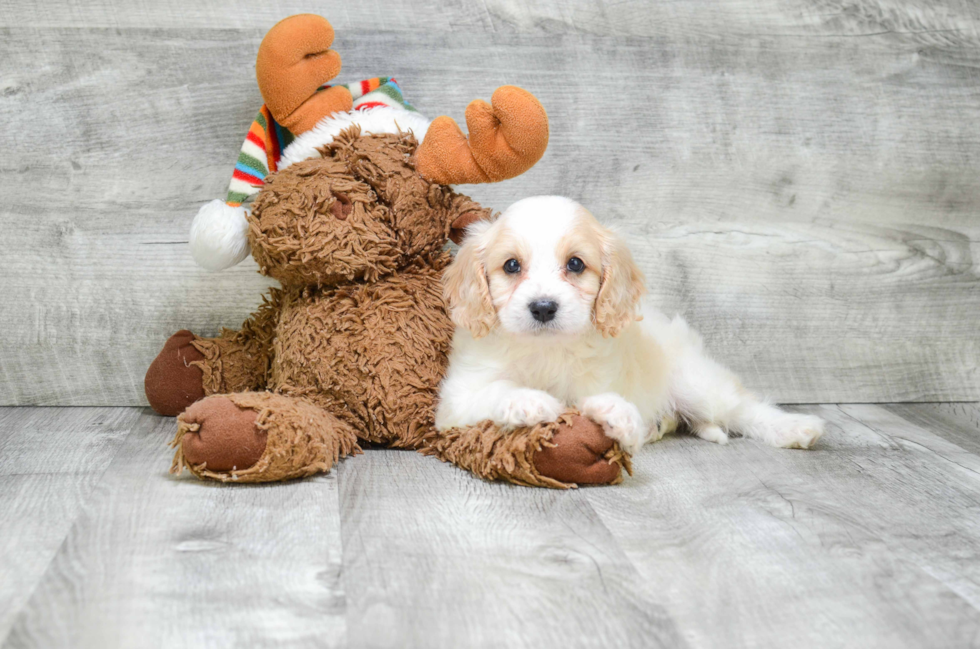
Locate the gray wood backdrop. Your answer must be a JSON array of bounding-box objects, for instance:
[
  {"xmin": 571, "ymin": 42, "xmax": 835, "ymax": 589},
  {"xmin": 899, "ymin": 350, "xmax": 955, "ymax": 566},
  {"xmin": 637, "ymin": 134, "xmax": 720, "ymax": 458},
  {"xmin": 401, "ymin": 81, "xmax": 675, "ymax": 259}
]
[{"xmin": 1, "ymin": 0, "xmax": 978, "ymax": 406}]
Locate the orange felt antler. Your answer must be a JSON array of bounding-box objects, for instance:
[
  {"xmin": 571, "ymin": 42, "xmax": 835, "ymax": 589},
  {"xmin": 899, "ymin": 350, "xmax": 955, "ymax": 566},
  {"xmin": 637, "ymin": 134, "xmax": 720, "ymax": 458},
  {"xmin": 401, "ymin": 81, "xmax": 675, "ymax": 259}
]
[
  {"xmin": 255, "ymin": 14, "xmax": 353, "ymax": 134},
  {"xmin": 415, "ymin": 86, "xmax": 549, "ymax": 185}
]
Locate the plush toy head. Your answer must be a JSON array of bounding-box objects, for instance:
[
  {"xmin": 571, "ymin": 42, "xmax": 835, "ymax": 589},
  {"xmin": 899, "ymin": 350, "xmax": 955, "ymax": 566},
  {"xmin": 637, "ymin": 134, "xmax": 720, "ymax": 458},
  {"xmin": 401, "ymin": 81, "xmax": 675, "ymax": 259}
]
[
  {"xmin": 248, "ymin": 129, "xmax": 465, "ymax": 287},
  {"xmin": 189, "ymin": 14, "xmax": 549, "ymax": 274}
]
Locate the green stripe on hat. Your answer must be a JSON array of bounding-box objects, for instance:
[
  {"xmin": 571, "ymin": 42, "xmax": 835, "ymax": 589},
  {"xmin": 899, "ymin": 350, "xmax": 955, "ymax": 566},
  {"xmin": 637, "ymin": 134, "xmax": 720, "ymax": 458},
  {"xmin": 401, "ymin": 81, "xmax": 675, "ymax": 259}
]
[
  {"xmin": 227, "ymin": 190, "xmax": 251, "ymax": 204},
  {"xmin": 237, "ymin": 152, "xmax": 269, "ymax": 177},
  {"xmin": 374, "ymin": 83, "xmax": 418, "ymax": 112}
]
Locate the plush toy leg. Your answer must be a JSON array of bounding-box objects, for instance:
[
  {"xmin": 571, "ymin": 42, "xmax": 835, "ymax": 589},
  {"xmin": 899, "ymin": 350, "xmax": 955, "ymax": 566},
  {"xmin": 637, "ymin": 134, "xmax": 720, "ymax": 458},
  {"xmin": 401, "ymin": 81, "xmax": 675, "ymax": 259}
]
[
  {"xmin": 187, "ymin": 330, "xmax": 272, "ymax": 396},
  {"xmin": 144, "ymin": 329, "xmax": 270, "ymax": 416},
  {"xmin": 170, "ymin": 392, "xmax": 360, "ymax": 483},
  {"xmin": 145, "ymin": 291, "xmax": 281, "ymax": 416},
  {"xmin": 421, "ymin": 411, "xmax": 631, "ymax": 489}
]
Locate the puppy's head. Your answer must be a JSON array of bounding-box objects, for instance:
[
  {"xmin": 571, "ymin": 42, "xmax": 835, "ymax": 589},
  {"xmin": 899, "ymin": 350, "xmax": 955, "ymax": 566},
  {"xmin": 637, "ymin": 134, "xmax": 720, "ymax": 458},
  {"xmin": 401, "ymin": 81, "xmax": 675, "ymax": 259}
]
[{"xmin": 443, "ymin": 196, "xmax": 644, "ymax": 339}]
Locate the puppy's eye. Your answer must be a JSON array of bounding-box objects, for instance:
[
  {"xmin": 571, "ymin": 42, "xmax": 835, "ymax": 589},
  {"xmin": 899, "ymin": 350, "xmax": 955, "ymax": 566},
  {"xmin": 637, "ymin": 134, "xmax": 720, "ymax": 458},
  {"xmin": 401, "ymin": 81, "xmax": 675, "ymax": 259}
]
[
  {"xmin": 566, "ymin": 257, "xmax": 585, "ymax": 273},
  {"xmin": 503, "ymin": 258, "xmax": 521, "ymax": 274}
]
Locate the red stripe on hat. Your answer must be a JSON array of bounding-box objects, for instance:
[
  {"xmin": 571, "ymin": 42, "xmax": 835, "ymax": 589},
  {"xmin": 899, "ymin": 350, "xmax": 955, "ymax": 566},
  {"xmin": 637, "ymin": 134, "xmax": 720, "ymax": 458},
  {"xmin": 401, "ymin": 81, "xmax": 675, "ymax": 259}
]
[
  {"xmin": 245, "ymin": 131, "xmax": 265, "ymax": 149},
  {"xmin": 355, "ymin": 101, "xmax": 388, "ymax": 111},
  {"xmin": 232, "ymin": 168, "xmax": 264, "ymax": 186},
  {"xmin": 361, "ymin": 79, "xmax": 370, "ymax": 95}
]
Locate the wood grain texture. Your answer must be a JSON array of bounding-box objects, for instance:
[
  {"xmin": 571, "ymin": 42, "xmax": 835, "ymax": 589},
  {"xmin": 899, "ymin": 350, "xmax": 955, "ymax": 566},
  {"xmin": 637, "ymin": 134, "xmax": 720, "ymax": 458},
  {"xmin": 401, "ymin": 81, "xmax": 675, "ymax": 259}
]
[
  {"xmin": 2, "ymin": 0, "xmax": 977, "ymax": 38},
  {"xmin": 336, "ymin": 449, "xmax": 684, "ymax": 649},
  {"xmin": 885, "ymin": 402, "xmax": 980, "ymax": 454},
  {"xmin": 0, "ymin": 407, "xmax": 139, "ymax": 644},
  {"xmin": 3, "ymin": 411, "xmax": 347, "ymax": 649},
  {"xmin": 1, "ymin": 0, "xmax": 979, "ymax": 405},
  {"xmin": 3, "ymin": 403, "xmax": 980, "ymax": 647},
  {"xmin": 584, "ymin": 404, "xmax": 980, "ymax": 648},
  {"xmin": 0, "ymin": 0, "xmax": 496, "ymax": 30}
]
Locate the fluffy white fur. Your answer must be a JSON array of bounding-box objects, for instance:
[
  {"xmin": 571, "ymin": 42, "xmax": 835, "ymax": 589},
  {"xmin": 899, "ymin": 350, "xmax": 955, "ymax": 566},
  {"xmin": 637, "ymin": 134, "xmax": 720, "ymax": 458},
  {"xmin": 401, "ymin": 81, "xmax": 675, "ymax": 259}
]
[
  {"xmin": 279, "ymin": 106, "xmax": 431, "ymax": 170},
  {"xmin": 189, "ymin": 199, "xmax": 251, "ymax": 271},
  {"xmin": 435, "ymin": 196, "xmax": 825, "ymax": 454},
  {"xmin": 190, "ymin": 107, "xmax": 432, "ymax": 271}
]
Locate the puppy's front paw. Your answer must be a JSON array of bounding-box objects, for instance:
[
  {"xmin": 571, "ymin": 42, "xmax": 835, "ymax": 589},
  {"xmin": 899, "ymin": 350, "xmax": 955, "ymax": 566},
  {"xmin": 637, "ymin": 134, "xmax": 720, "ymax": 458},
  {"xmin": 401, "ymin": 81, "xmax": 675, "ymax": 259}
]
[
  {"xmin": 770, "ymin": 413, "xmax": 825, "ymax": 449},
  {"xmin": 579, "ymin": 393, "xmax": 648, "ymax": 455},
  {"xmin": 494, "ymin": 389, "xmax": 564, "ymax": 428}
]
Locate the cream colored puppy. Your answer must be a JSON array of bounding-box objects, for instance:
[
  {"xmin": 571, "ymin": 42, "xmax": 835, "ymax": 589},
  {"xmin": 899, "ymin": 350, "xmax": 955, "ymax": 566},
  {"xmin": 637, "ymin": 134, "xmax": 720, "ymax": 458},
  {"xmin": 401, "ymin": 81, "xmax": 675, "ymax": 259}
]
[{"xmin": 435, "ymin": 195, "xmax": 824, "ymax": 454}]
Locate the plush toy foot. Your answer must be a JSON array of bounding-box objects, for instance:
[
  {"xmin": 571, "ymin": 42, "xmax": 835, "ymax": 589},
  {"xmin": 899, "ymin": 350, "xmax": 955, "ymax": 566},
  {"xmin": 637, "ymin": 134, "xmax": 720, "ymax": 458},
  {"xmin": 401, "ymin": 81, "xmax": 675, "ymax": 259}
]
[
  {"xmin": 533, "ymin": 414, "xmax": 629, "ymax": 485},
  {"xmin": 177, "ymin": 396, "xmax": 267, "ymax": 473},
  {"xmin": 145, "ymin": 330, "xmax": 206, "ymax": 416},
  {"xmin": 171, "ymin": 392, "xmax": 360, "ymax": 483}
]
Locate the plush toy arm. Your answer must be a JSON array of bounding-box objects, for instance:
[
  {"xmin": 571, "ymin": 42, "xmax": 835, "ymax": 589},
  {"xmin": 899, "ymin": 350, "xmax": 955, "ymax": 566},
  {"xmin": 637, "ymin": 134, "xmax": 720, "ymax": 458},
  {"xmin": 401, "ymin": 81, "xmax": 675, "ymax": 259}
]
[
  {"xmin": 145, "ymin": 289, "xmax": 282, "ymax": 416},
  {"xmin": 189, "ymin": 289, "xmax": 281, "ymax": 395},
  {"xmin": 420, "ymin": 411, "xmax": 630, "ymax": 488}
]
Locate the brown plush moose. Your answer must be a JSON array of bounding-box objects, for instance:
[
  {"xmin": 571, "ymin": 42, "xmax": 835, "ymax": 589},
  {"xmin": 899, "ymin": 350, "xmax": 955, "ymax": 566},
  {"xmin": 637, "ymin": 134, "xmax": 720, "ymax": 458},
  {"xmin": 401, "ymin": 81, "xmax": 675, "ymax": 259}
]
[{"xmin": 144, "ymin": 14, "xmax": 630, "ymax": 487}]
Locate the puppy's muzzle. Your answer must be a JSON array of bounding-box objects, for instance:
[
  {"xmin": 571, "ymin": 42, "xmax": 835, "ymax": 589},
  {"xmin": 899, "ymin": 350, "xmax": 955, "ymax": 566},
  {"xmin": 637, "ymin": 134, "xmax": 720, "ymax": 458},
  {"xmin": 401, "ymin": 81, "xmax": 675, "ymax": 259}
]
[{"xmin": 529, "ymin": 299, "xmax": 558, "ymax": 323}]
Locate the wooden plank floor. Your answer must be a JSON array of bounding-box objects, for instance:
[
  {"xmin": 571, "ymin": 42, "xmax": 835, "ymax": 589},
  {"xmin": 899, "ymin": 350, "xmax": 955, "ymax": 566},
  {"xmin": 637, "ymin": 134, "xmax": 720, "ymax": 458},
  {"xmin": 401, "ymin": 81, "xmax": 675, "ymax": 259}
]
[{"xmin": 2, "ymin": 404, "xmax": 978, "ymax": 648}]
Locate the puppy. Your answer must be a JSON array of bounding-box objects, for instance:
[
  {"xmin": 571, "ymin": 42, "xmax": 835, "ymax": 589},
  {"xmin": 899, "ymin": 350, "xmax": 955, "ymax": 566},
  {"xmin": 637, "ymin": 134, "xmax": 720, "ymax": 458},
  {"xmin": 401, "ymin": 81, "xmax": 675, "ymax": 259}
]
[{"xmin": 435, "ymin": 195, "xmax": 824, "ymax": 454}]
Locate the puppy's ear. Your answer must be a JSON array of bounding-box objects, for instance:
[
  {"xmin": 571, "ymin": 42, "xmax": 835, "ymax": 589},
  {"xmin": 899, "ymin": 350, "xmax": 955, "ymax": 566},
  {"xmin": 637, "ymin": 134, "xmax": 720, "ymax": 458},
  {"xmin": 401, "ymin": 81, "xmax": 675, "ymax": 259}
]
[
  {"xmin": 594, "ymin": 227, "xmax": 645, "ymax": 337},
  {"xmin": 444, "ymin": 224, "xmax": 497, "ymax": 338}
]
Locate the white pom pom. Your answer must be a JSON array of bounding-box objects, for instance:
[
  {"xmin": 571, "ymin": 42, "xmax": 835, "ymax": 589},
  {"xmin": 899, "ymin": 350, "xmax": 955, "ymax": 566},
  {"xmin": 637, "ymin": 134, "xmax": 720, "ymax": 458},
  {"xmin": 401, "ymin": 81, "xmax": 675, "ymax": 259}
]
[{"xmin": 189, "ymin": 200, "xmax": 251, "ymax": 271}]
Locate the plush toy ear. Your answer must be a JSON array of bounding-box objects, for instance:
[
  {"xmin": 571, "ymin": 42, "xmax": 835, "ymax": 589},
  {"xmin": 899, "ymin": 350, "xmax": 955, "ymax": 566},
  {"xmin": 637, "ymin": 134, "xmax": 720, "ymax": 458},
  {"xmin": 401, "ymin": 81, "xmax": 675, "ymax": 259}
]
[
  {"xmin": 443, "ymin": 222, "xmax": 497, "ymax": 338},
  {"xmin": 189, "ymin": 200, "xmax": 251, "ymax": 271},
  {"xmin": 593, "ymin": 227, "xmax": 645, "ymax": 337},
  {"xmin": 449, "ymin": 210, "xmax": 488, "ymax": 245}
]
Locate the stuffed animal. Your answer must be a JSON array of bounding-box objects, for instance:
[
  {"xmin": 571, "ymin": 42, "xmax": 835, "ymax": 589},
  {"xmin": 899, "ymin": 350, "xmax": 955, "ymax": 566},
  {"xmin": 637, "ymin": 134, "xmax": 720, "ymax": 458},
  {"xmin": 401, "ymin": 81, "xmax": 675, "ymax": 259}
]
[{"xmin": 144, "ymin": 14, "xmax": 630, "ymax": 487}]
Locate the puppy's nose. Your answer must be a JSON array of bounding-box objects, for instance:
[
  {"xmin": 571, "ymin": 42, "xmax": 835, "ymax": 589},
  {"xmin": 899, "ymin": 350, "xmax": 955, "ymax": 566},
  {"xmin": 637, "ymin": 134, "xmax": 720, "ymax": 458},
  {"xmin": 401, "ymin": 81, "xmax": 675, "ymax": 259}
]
[{"xmin": 528, "ymin": 299, "xmax": 559, "ymax": 323}]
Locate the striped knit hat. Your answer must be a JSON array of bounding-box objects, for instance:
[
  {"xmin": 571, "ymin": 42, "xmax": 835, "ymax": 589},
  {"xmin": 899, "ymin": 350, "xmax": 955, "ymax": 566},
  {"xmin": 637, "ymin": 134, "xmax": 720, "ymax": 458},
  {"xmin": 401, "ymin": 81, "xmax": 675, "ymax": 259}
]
[
  {"xmin": 228, "ymin": 77, "xmax": 416, "ymax": 206},
  {"xmin": 190, "ymin": 77, "xmax": 422, "ymax": 271}
]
